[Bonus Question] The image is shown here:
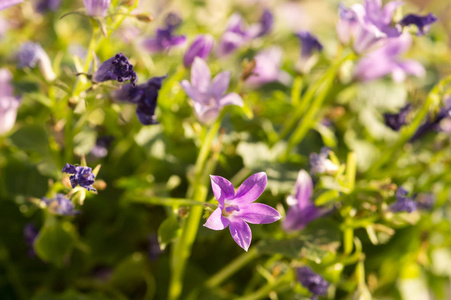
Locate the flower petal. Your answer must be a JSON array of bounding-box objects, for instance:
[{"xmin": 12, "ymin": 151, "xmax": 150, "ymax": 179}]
[
  {"xmin": 181, "ymin": 80, "xmax": 202, "ymax": 102},
  {"xmin": 229, "ymin": 219, "xmax": 252, "ymax": 251},
  {"xmin": 234, "ymin": 172, "xmax": 267, "ymax": 204},
  {"xmin": 210, "ymin": 71, "xmax": 230, "ymax": 99},
  {"xmin": 204, "ymin": 208, "xmax": 230, "ymax": 230},
  {"xmin": 210, "ymin": 175, "xmax": 236, "ymax": 205},
  {"xmin": 238, "ymin": 203, "xmax": 281, "ymax": 224},
  {"xmin": 218, "ymin": 93, "xmax": 244, "ymax": 108},
  {"xmin": 191, "ymin": 57, "xmax": 211, "ymax": 92},
  {"xmin": 294, "ymin": 170, "xmax": 313, "ymax": 210}
]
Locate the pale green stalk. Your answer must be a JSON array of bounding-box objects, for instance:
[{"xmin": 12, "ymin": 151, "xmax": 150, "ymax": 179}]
[
  {"xmin": 128, "ymin": 197, "xmax": 204, "ymax": 207},
  {"xmin": 235, "ymin": 271, "xmax": 292, "ymax": 300}
]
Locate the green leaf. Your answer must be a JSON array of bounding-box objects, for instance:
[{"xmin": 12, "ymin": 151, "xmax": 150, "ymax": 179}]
[
  {"xmin": 9, "ymin": 124, "xmax": 50, "ymax": 155},
  {"xmin": 158, "ymin": 216, "xmax": 180, "ymax": 250}
]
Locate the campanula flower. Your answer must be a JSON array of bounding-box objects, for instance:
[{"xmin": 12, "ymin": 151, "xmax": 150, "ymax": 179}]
[
  {"xmin": 35, "ymin": 0, "xmax": 60, "ymax": 13},
  {"xmin": 336, "ymin": 4, "xmax": 359, "ymax": 45},
  {"xmin": 17, "ymin": 42, "xmax": 56, "ymax": 81},
  {"xmin": 204, "ymin": 172, "xmax": 281, "ymax": 251},
  {"xmin": 83, "ymin": 0, "xmax": 110, "ymax": 17},
  {"xmin": 24, "ymin": 223, "xmax": 38, "ymax": 257},
  {"xmin": 256, "ymin": 9, "xmax": 273, "ymax": 37},
  {"xmin": 0, "ymin": 68, "xmax": 20, "ymax": 135},
  {"xmin": 245, "ymin": 47, "xmax": 291, "ymax": 88},
  {"xmin": 181, "ymin": 57, "xmax": 243, "ymax": 124},
  {"xmin": 296, "ymin": 31, "xmax": 323, "ymax": 59},
  {"xmin": 62, "ymin": 163, "xmax": 96, "ymax": 191},
  {"xmin": 183, "ymin": 34, "xmax": 214, "ymax": 68},
  {"xmin": 296, "ymin": 267, "xmax": 330, "ymax": 299},
  {"xmin": 384, "ymin": 104, "xmax": 411, "ymax": 131},
  {"xmin": 0, "ymin": 0, "xmax": 22, "ymax": 11},
  {"xmin": 391, "ymin": 187, "xmax": 417, "ymax": 213},
  {"xmin": 400, "ymin": 13, "xmax": 437, "ymax": 36},
  {"xmin": 283, "ymin": 170, "xmax": 323, "ymax": 231},
  {"xmin": 114, "ymin": 76, "xmax": 166, "ymax": 125},
  {"xmin": 42, "ymin": 193, "xmax": 79, "ymax": 215},
  {"xmin": 142, "ymin": 13, "xmax": 186, "ymax": 53},
  {"xmin": 310, "ymin": 148, "xmax": 339, "ymax": 176},
  {"xmin": 354, "ymin": 33, "xmax": 425, "ymax": 82},
  {"xmin": 94, "ymin": 53, "xmax": 138, "ymax": 87}
]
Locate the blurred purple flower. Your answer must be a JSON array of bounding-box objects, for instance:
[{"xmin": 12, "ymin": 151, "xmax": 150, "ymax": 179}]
[
  {"xmin": 90, "ymin": 136, "xmax": 114, "ymax": 158},
  {"xmin": 204, "ymin": 172, "xmax": 281, "ymax": 251},
  {"xmin": 114, "ymin": 76, "xmax": 166, "ymax": 125},
  {"xmin": 336, "ymin": 4, "xmax": 359, "ymax": 45},
  {"xmin": 35, "ymin": 0, "xmax": 60, "ymax": 13},
  {"xmin": 183, "ymin": 34, "xmax": 214, "ymax": 68},
  {"xmin": 283, "ymin": 170, "xmax": 323, "ymax": 231},
  {"xmin": 245, "ymin": 47, "xmax": 291, "ymax": 88},
  {"xmin": 24, "ymin": 223, "xmax": 38, "ymax": 257},
  {"xmin": 310, "ymin": 147, "xmax": 338, "ymax": 176},
  {"xmin": 142, "ymin": 14, "xmax": 186, "ymax": 53},
  {"xmin": 384, "ymin": 104, "xmax": 411, "ymax": 131},
  {"xmin": 391, "ymin": 187, "xmax": 417, "ymax": 213},
  {"xmin": 0, "ymin": 69, "xmax": 20, "ymax": 135},
  {"xmin": 94, "ymin": 53, "xmax": 137, "ymax": 87},
  {"xmin": 148, "ymin": 234, "xmax": 163, "ymax": 261},
  {"xmin": 83, "ymin": 0, "xmax": 110, "ymax": 17},
  {"xmin": 256, "ymin": 9, "xmax": 273, "ymax": 37},
  {"xmin": 296, "ymin": 267, "xmax": 329, "ymax": 299},
  {"xmin": 17, "ymin": 42, "xmax": 56, "ymax": 81},
  {"xmin": 181, "ymin": 57, "xmax": 243, "ymax": 124},
  {"xmin": 296, "ymin": 31, "xmax": 323, "ymax": 59},
  {"xmin": 400, "ymin": 13, "xmax": 437, "ymax": 36},
  {"xmin": 411, "ymin": 98, "xmax": 451, "ymax": 142},
  {"xmin": 43, "ymin": 193, "xmax": 79, "ymax": 216},
  {"xmin": 416, "ymin": 193, "xmax": 435, "ymax": 210},
  {"xmin": 164, "ymin": 12, "xmax": 182, "ymax": 30},
  {"xmin": 354, "ymin": 33, "xmax": 425, "ymax": 82},
  {"xmin": 0, "ymin": 0, "xmax": 22, "ymax": 11},
  {"xmin": 62, "ymin": 163, "xmax": 96, "ymax": 191}
]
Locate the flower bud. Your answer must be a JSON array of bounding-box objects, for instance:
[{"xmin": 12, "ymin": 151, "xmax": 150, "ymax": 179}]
[{"xmin": 183, "ymin": 34, "xmax": 214, "ymax": 68}]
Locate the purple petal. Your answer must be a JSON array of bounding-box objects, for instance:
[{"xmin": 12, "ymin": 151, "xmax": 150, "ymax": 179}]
[
  {"xmin": 238, "ymin": 203, "xmax": 281, "ymax": 224},
  {"xmin": 218, "ymin": 93, "xmax": 244, "ymax": 108},
  {"xmin": 191, "ymin": 57, "xmax": 211, "ymax": 92},
  {"xmin": 193, "ymin": 103, "xmax": 220, "ymax": 124},
  {"xmin": 204, "ymin": 208, "xmax": 230, "ymax": 230},
  {"xmin": 282, "ymin": 205, "xmax": 323, "ymax": 231},
  {"xmin": 229, "ymin": 219, "xmax": 252, "ymax": 251},
  {"xmin": 294, "ymin": 170, "xmax": 313, "ymax": 210},
  {"xmin": 398, "ymin": 60, "xmax": 425, "ymax": 77},
  {"xmin": 210, "ymin": 71, "xmax": 230, "ymax": 99},
  {"xmin": 0, "ymin": 0, "xmax": 23, "ymax": 11},
  {"xmin": 381, "ymin": 1, "xmax": 403, "ymax": 25},
  {"xmin": 210, "ymin": 175, "xmax": 235, "ymax": 205},
  {"xmin": 181, "ymin": 80, "xmax": 203, "ymax": 102},
  {"xmin": 234, "ymin": 172, "xmax": 267, "ymax": 204}
]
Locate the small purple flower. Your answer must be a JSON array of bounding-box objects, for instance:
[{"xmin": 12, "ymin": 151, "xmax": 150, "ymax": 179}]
[
  {"xmin": 90, "ymin": 136, "xmax": 113, "ymax": 158},
  {"xmin": 164, "ymin": 12, "xmax": 182, "ymax": 30},
  {"xmin": 296, "ymin": 31, "xmax": 323, "ymax": 59},
  {"xmin": 24, "ymin": 223, "xmax": 38, "ymax": 257},
  {"xmin": 310, "ymin": 148, "xmax": 339, "ymax": 176},
  {"xmin": 256, "ymin": 9, "xmax": 273, "ymax": 37},
  {"xmin": 204, "ymin": 172, "xmax": 281, "ymax": 251},
  {"xmin": 400, "ymin": 13, "xmax": 437, "ymax": 36},
  {"xmin": 42, "ymin": 193, "xmax": 79, "ymax": 215},
  {"xmin": 391, "ymin": 187, "xmax": 417, "ymax": 213},
  {"xmin": 0, "ymin": 68, "xmax": 20, "ymax": 135},
  {"xmin": 384, "ymin": 104, "xmax": 411, "ymax": 131},
  {"xmin": 216, "ymin": 13, "xmax": 258, "ymax": 57},
  {"xmin": 94, "ymin": 53, "xmax": 138, "ymax": 87},
  {"xmin": 354, "ymin": 33, "xmax": 425, "ymax": 82},
  {"xmin": 183, "ymin": 34, "xmax": 214, "ymax": 68},
  {"xmin": 35, "ymin": 0, "xmax": 60, "ymax": 13},
  {"xmin": 142, "ymin": 14, "xmax": 186, "ymax": 53},
  {"xmin": 17, "ymin": 42, "xmax": 56, "ymax": 81},
  {"xmin": 62, "ymin": 163, "xmax": 96, "ymax": 191},
  {"xmin": 83, "ymin": 0, "xmax": 110, "ymax": 17},
  {"xmin": 296, "ymin": 267, "xmax": 329, "ymax": 299},
  {"xmin": 411, "ymin": 98, "xmax": 451, "ymax": 141},
  {"xmin": 0, "ymin": 0, "xmax": 23, "ymax": 11},
  {"xmin": 181, "ymin": 57, "xmax": 243, "ymax": 124},
  {"xmin": 283, "ymin": 170, "xmax": 323, "ymax": 231},
  {"xmin": 114, "ymin": 76, "xmax": 166, "ymax": 125}
]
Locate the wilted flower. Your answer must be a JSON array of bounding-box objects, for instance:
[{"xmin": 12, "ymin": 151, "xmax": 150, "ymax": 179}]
[
  {"xmin": 114, "ymin": 76, "xmax": 166, "ymax": 125},
  {"xmin": 94, "ymin": 53, "xmax": 137, "ymax": 87},
  {"xmin": 35, "ymin": 0, "xmax": 60, "ymax": 13},
  {"xmin": 42, "ymin": 193, "xmax": 79, "ymax": 215},
  {"xmin": 0, "ymin": 0, "xmax": 23, "ymax": 11},
  {"xmin": 354, "ymin": 33, "xmax": 425, "ymax": 82},
  {"xmin": 283, "ymin": 170, "xmax": 324, "ymax": 231},
  {"xmin": 181, "ymin": 57, "xmax": 243, "ymax": 124},
  {"xmin": 204, "ymin": 172, "xmax": 281, "ymax": 251},
  {"xmin": 183, "ymin": 34, "xmax": 214, "ymax": 68},
  {"xmin": 245, "ymin": 47, "xmax": 291, "ymax": 87},
  {"xmin": 400, "ymin": 13, "xmax": 437, "ymax": 36},
  {"xmin": 83, "ymin": 0, "xmax": 110, "ymax": 17},
  {"xmin": 62, "ymin": 163, "xmax": 96, "ymax": 191},
  {"xmin": 0, "ymin": 68, "xmax": 20, "ymax": 135},
  {"xmin": 24, "ymin": 223, "xmax": 38, "ymax": 257},
  {"xmin": 17, "ymin": 42, "xmax": 56, "ymax": 81},
  {"xmin": 384, "ymin": 104, "xmax": 411, "ymax": 131},
  {"xmin": 310, "ymin": 147, "xmax": 339, "ymax": 175},
  {"xmin": 296, "ymin": 267, "xmax": 330, "ymax": 299}
]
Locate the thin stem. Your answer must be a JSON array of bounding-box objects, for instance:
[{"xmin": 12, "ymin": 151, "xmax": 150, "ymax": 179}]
[
  {"xmin": 235, "ymin": 271, "xmax": 292, "ymax": 300},
  {"xmin": 129, "ymin": 197, "xmax": 205, "ymax": 207}
]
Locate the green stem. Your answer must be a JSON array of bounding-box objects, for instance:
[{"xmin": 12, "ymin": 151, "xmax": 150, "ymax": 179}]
[
  {"xmin": 235, "ymin": 272, "xmax": 292, "ymax": 300},
  {"xmin": 344, "ymin": 226, "xmax": 354, "ymax": 255},
  {"xmin": 129, "ymin": 197, "xmax": 205, "ymax": 207}
]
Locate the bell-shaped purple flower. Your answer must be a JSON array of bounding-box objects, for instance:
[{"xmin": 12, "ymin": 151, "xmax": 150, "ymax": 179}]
[
  {"xmin": 42, "ymin": 193, "xmax": 79, "ymax": 216},
  {"xmin": 62, "ymin": 163, "xmax": 96, "ymax": 191},
  {"xmin": 391, "ymin": 187, "xmax": 417, "ymax": 213},
  {"xmin": 142, "ymin": 14, "xmax": 186, "ymax": 53},
  {"xmin": 24, "ymin": 223, "xmax": 38, "ymax": 257},
  {"xmin": 283, "ymin": 170, "xmax": 323, "ymax": 231},
  {"xmin": 0, "ymin": 0, "xmax": 23, "ymax": 11},
  {"xmin": 94, "ymin": 53, "xmax": 138, "ymax": 87},
  {"xmin": 0, "ymin": 68, "xmax": 20, "ymax": 135},
  {"xmin": 296, "ymin": 31, "xmax": 323, "ymax": 59},
  {"xmin": 296, "ymin": 267, "xmax": 330, "ymax": 299},
  {"xmin": 354, "ymin": 33, "xmax": 425, "ymax": 82},
  {"xmin": 181, "ymin": 57, "xmax": 243, "ymax": 124},
  {"xmin": 310, "ymin": 147, "xmax": 339, "ymax": 176},
  {"xmin": 204, "ymin": 172, "xmax": 281, "ymax": 251},
  {"xmin": 83, "ymin": 0, "xmax": 110, "ymax": 17},
  {"xmin": 400, "ymin": 13, "xmax": 437, "ymax": 36},
  {"xmin": 183, "ymin": 34, "xmax": 214, "ymax": 68},
  {"xmin": 384, "ymin": 104, "xmax": 411, "ymax": 131},
  {"xmin": 256, "ymin": 9, "xmax": 273, "ymax": 37},
  {"xmin": 17, "ymin": 42, "xmax": 56, "ymax": 81},
  {"xmin": 35, "ymin": 0, "xmax": 60, "ymax": 13}
]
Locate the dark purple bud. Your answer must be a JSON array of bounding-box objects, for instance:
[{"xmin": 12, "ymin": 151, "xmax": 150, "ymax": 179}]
[
  {"xmin": 391, "ymin": 187, "xmax": 417, "ymax": 213},
  {"xmin": 384, "ymin": 104, "xmax": 411, "ymax": 131},
  {"xmin": 63, "ymin": 164, "xmax": 96, "ymax": 191},
  {"xmin": 296, "ymin": 267, "xmax": 329, "ymax": 298},
  {"xmin": 94, "ymin": 53, "xmax": 138, "ymax": 87},
  {"xmin": 257, "ymin": 9, "xmax": 273, "ymax": 37},
  {"xmin": 296, "ymin": 31, "xmax": 323, "ymax": 58},
  {"xmin": 24, "ymin": 223, "xmax": 39, "ymax": 257},
  {"xmin": 183, "ymin": 34, "xmax": 214, "ymax": 68},
  {"xmin": 35, "ymin": 0, "xmax": 60, "ymax": 13},
  {"xmin": 400, "ymin": 13, "xmax": 437, "ymax": 36},
  {"xmin": 43, "ymin": 194, "xmax": 79, "ymax": 215}
]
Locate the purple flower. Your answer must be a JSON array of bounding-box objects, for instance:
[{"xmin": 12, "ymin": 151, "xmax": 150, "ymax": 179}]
[
  {"xmin": 94, "ymin": 53, "xmax": 138, "ymax": 87},
  {"xmin": 354, "ymin": 33, "xmax": 425, "ymax": 82},
  {"xmin": 256, "ymin": 9, "xmax": 273, "ymax": 37},
  {"xmin": 391, "ymin": 187, "xmax": 417, "ymax": 213},
  {"xmin": 164, "ymin": 12, "xmax": 182, "ymax": 30},
  {"xmin": 142, "ymin": 14, "xmax": 186, "ymax": 53},
  {"xmin": 43, "ymin": 193, "xmax": 79, "ymax": 215},
  {"xmin": 384, "ymin": 104, "xmax": 411, "ymax": 131},
  {"xmin": 0, "ymin": 68, "xmax": 20, "ymax": 135},
  {"xmin": 114, "ymin": 76, "xmax": 166, "ymax": 125},
  {"xmin": 400, "ymin": 13, "xmax": 437, "ymax": 36},
  {"xmin": 336, "ymin": 4, "xmax": 359, "ymax": 45},
  {"xmin": 148, "ymin": 234, "xmax": 163, "ymax": 261},
  {"xmin": 245, "ymin": 47, "xmax": 291, "ymax": 88},
  {"xmin": 416, "ymin": 193, "xmax": 435, "ymax": 210},
  {"xmin": 296, "ymin": 267, "xmax": 329, "ymax": 299},
  {"xmin": 310, "ymin": 148, "xmax": 339, "ymax": 176},
  {"xmin": 183, "ymin": 34, "xmax": 214, "ymax": 68},
  {"xmin": 181, "ymin": 58, "xmax": 243, "ymax": 124},
  {"xmin": 17, "ymin": 42, "xmax": 56, "ymax": 81},
  {"xmin": 83, "ymin": 0, "xmax": 110, "ymax": 17},
  {"xmin": 296, "ymin": 31, "xmax": 323, "ymax": 59},
  {"xmin": 0, "ymin": 0, "xmax": 22, "ymax": 11},
  {"xmin": 62, "ymin": 163, "xmax": 96, "ymax": 191},
  {"xmin": 283, "ymin": 170, "xmax": 323, "ymax": 231},
  {"xmin": 411, "ymin": 98, "xmax": 451, "ymax": 141},
  {"xmin": 35, "ymin": 0, "xmax": 60, "ymax": 13},
  {"xmin": 24, "ymin": 223, "xmax": 38, "ymax": 257},
  {"xmin": 90, "ymin": 136, "xmax": 113, "ymax": 158},
  {"xmin": 204, "ymin": 172, "xmax": 281, "ymax": 251}
]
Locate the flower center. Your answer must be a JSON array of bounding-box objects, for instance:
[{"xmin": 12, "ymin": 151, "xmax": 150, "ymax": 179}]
[{"xmin": 222, "ymin": 204, "xmax": 240, "ymax": 217}]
